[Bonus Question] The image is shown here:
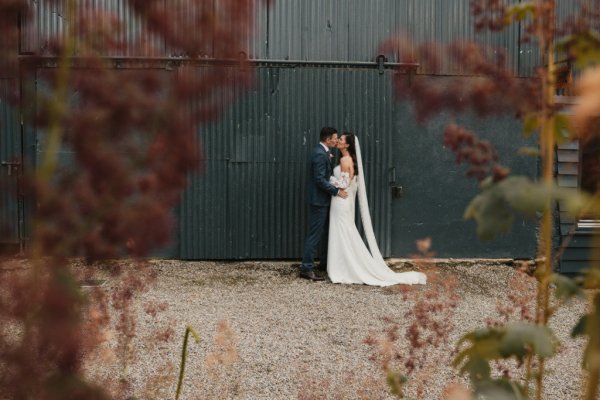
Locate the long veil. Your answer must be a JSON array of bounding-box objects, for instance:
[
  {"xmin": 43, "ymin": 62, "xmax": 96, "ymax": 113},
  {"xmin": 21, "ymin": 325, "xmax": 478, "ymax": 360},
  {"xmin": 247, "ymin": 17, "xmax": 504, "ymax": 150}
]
[{"xmin": 355, "ymin": 137, "xmax": 387, "ymax": 265}]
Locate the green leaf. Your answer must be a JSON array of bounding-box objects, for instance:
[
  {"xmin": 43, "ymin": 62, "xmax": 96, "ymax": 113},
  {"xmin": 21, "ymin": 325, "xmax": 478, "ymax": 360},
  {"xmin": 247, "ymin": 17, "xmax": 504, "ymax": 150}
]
[
  {"xmin": 571, "ymin": 315, "xmax": 589, "ymax": 338},
  {"xmin": 454, "ymin": 323, "xmax": 556, "ymax": 398},
  {"xmin": 500, "ymin": 322, "xmax": 557, "ymax": 360},
  {"xmin": 557, "ymin": 30, "xmax": 600, "ymax": 68},
  {"xmin": 551, "ymin": 273, "xmax": 583, "ymax": 301},
  {"xmin": 505, "ymin": 3, "xmax": 536, "ymax": 24},
  {"xmin": 465, "ymin": 176, "xmax": 595, "ymax": 241},
  {"xmin": 572, "ymin": 294, "xmax": 600, "ymax": 369},
  {"xmin": 466, "ymin": 357, "xmax": 491, "ymax": 383},
  {"xmin": 583, "ymin": 268, "xmax": 600, "ymax": 289},
  {"xmin": 454, "ymin": 323, "xmax": 556, "ymax": 370},
  {"xmin": 518, "ymin": 146, "xmax": 540, "ymax": 157},
  {"xmin": 477, "ymin": 379, "xmax": 527, "ymax": 400},
  {"xmin": 464, "ymin": 184, "xmax": 515, "ymax": 241},
  {"xmin": 523, "ymin": 113, "xmax": 539, "ymax": 137},
  {"xmin": 552, "ymin": 113, "xmax": 572, "ymax": 145},
  {"xmin": 386, "ymin": 371, "xmax": 407, "ymax": 397}
]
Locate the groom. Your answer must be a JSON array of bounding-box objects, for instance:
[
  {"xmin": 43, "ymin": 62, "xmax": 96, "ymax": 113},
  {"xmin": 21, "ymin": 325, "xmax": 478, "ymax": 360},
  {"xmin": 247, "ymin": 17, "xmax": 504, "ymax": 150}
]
[{"xmin": 300, "ymin": 127, "xmax": 348, "ymax": 281}]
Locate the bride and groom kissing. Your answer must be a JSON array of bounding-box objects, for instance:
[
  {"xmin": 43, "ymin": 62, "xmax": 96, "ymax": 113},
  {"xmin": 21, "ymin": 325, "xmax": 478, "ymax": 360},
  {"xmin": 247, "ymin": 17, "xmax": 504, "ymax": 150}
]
[{"xmin": 300, "ymin": 127, "xmax": 427, "ymax": 287}]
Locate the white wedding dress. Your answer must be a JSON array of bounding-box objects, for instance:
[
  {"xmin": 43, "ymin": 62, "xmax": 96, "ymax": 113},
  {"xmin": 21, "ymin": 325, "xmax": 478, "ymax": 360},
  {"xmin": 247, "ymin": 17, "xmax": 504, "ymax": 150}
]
[{"xmin": 327, "ymin": 139, "xmax": 427, "ymax": 287}]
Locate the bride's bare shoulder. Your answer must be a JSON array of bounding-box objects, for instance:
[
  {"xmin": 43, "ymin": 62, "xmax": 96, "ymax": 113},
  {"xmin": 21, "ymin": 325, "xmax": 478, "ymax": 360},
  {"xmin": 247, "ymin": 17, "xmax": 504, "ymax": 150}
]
[
  {"xmin": 340, "ymin": 156, "xmax": 354, "ymax": 176},
  {"xmin": 340, "ymin": 156, "xmax": 352, "ymax": 165}
]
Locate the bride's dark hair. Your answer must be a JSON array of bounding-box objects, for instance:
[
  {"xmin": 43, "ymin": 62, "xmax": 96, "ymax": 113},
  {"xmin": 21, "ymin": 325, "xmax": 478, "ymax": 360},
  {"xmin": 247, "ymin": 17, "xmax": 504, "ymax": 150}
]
[{"xmin": 341, "ymin": 132, "xmax": 359, "ymax": 176}]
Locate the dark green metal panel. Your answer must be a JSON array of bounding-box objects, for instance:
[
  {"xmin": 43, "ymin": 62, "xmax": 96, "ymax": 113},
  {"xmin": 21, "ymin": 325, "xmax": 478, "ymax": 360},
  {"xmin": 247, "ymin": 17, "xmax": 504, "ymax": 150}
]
[
  {"xmin": 390, "ymin": 75, "xmax": 537, "ymax": 258},
  {"xmin": 180, "ymin": 68, "xmax": 539, "ymax": 260},
  {"xmin": 342, "ymin": 69, "xmax": 394, "ymax": 255},
  {"xmin": 31, "ymin": 68, "xmax": 179, "ymax": 258},
  {"xmin": 19, "ymin": 64, "xmax": 543, "ymax": 260},
  {"xmin": 179, "ymin": 66, "xmax": 395, "ymax": 259},
  {"xmin": 0, "ymin": 79, "xmax": 21, "ymax": 244},
  {"xmin": 24, "ymin": 0, "xmax": 573, "ymax": 77}
]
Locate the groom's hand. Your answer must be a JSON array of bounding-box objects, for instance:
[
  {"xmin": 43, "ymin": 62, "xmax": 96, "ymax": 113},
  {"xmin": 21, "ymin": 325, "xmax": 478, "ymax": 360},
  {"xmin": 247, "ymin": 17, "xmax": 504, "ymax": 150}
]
[{"xmin": 337, "ymin": 189, "xmax": 348, "ymax": 199}]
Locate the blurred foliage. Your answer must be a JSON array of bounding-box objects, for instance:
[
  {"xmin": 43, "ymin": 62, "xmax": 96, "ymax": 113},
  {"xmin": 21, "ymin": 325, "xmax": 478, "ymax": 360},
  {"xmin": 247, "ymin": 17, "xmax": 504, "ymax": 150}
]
[
  {"xmin": 454, "ymin": 322, "xmax": 556, "ymax": 399},
  {"xmin": 387, "ymin": 1, "xmax": 600, "ymax": 399},
  {"xmin": 558, "ymin": 30, "xmax": 600, "ymax": 68},
  {"xmin": 505, "ymin": 3, "xmax": 537, "ymax": 25},
  {"xmin": 551, "ymin": 273, "xmax": 584, "ymax": 301},
  {"xmin": 0, "ymin": 0, "xmax": 261, "ymax": 399},
  {"xmin": 572, "ymin": 294, "xmax": 600, "ymax": 369},
  {"xmin": 465, "ymin": 177, "xmax": 592, "ymax": 241}
]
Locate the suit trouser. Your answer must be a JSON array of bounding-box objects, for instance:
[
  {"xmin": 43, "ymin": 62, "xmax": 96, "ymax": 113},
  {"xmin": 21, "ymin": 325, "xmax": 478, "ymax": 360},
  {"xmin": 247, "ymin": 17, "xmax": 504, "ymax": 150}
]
[{"xmin": 301, "ymin": 205, "xmax": 330, "ymax": 272}]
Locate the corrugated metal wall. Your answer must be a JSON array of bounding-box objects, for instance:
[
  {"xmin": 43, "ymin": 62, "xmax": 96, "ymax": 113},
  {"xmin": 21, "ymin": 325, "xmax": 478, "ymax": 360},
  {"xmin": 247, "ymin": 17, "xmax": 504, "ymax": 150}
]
[
  {"xmin": 518, "ymin": 0, "xmax": 599, "ymax": 77},
  {"xmin": 22, "ymin": 0, "xmax": 265, "ymax": 58},
  {"xmin": 16, "ymin": 1, "xmax": 594, "ymax": 259},
  {"xmin": 179, "ymin": 68, "xmax": 540, "ymax": 260},
  {"xmin": 391, "ymin": 93, "xmax": 538, "ymax": 258},
  {"xmin": 179, "ymin": 66, "xmax": 393, "ymax": 259},
  {"xmin": 23, "ymin": 0, "xmax": 167, "ymax": 56},
  {"xmin": 23, "ymin": 0, "xmax": 590, "ymax": 76},
  {"xmin": 0, "ymin": 79, "xmax": 21, "ymax": 243}
]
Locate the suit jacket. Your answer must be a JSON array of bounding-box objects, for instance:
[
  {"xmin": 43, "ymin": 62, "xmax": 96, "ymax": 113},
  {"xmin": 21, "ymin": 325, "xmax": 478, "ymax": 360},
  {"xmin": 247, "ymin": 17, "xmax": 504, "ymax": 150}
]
[{"xmin": 308, "ymin": 144, "xmax": 338, "ymax": 206}]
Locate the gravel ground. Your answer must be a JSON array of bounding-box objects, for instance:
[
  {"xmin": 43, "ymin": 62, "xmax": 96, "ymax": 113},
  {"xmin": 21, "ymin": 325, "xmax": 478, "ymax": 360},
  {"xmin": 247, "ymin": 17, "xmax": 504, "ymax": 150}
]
[{"xmin": 81, "ymin": 260, "xmax": 591, "ymax": 400}]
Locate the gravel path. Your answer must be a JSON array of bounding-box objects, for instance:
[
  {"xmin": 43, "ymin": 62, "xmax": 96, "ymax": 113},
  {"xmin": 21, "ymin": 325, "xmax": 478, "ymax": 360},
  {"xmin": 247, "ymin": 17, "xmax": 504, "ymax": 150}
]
[{"xmin": 82, "ymin": 260, "xmax": 590, "ymax": 400}]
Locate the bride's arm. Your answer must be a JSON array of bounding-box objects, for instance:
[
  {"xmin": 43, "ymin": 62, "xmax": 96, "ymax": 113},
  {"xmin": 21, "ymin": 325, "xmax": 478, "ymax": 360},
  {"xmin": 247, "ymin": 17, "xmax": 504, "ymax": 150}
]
[{"xmin": 335, "ymin": 157, "xmax": 353, "ymax": 189}]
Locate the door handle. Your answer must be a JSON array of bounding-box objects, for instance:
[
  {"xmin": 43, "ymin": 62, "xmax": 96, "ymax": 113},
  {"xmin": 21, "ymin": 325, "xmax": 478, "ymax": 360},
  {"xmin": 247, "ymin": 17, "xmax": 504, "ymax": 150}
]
[
  {"xmin": 1, "ymin": 161, "xmax": 21, "ymax": 176},
  {"xmin": 389, "ymin": 166, "xmax": 403, "ymax": 198}
]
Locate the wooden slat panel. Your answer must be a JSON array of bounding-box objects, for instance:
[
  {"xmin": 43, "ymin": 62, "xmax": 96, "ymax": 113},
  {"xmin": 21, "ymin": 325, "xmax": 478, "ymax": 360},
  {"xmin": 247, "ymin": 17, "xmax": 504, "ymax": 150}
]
[
  {"xmin": 561, "ymin": 225, "xmax": 600, "ymax": 236},
  {"xmin": 557, "ymin": 149, "xmax": 579, "ymax": 162},
  {"xmin": 560, "ymin": 212, "xmax": 576, "ymax": 223},
  {"xmin": 561, "ymin": 247, "xmax": 600, "ymax": 261},
  {"xmin": 560, "ymin": 235, "xmax": 600, "ymax": 248},
  {"xmin": 557, "ymin": 162, "xmax": 578, "ymax": 175},
  {"xmin": 561, "ymin": 223, "xmax": 575, "ymax": 234},
  {"xmin": 559, "ymin": 260, "xmax": 591, "ymax": 274},
  {"xmin": 557, "ymin": 141, "xmax": 579, "ymax": 150},
  {"xmin": 558, "ymin": 175, "xmax": 578, "ymax": 188}
]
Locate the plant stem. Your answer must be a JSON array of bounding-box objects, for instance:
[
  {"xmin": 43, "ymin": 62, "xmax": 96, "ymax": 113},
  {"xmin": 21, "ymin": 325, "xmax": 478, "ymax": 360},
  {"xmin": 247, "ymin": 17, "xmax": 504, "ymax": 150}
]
[
  {"xmin": 584, "ymin": 294, "xmax": 600, "ymax": 400},
  {"xmin": 31, "ymin": 0, "xmax": 77, "ymax": 266},
  {"xmin": 23, "ymin": 0, "xmax": 78, "ymax": 347},
  {"xmin": 534, "ymin": 1, "xmax": 556, "ymax": 399},
  {"xmin": 39, "ymin": 0, "xmax": 76, "ymax": 182},
  {"xmin": 584, "ymin": 242, "xmax": 600, "ymax": 399},
  {"xmin": 176, "ymin": 325, "xmax": 200, "ymax": 400},
  {"xmin": 586, "ymin": 368, "xmax": 600, "ymax": 400},
  {"xmin": 524, "ymin": 354, "xmax": 532, "ymax": 397}
]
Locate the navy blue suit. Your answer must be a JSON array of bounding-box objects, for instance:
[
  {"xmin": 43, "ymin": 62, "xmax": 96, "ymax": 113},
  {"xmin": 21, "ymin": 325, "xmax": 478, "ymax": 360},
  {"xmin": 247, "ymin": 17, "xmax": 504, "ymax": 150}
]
[{"xmin": 301, "ymin": 144, "xmax": 339, "ymax": 273}]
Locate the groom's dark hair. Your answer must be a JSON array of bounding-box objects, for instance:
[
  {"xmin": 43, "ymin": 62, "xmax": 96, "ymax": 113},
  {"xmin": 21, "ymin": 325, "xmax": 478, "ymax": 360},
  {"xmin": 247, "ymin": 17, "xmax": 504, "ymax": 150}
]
[{"xmin": 320, "ymin": 127, "xmax": 337, "ymax": 142}]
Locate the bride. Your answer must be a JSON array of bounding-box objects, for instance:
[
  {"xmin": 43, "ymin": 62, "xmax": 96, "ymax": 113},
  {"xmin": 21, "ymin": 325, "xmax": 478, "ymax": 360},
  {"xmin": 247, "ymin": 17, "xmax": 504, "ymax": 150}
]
[{"xmin": 327, "ymin": 132, "xmax": 427, "ymax": 287}]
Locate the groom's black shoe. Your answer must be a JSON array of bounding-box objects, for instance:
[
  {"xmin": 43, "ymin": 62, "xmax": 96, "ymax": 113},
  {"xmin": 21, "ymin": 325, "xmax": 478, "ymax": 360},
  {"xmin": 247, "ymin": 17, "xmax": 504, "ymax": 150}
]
[{"xmin": 299, "ymin": 270, "xmax": 325, "ymax": 281}]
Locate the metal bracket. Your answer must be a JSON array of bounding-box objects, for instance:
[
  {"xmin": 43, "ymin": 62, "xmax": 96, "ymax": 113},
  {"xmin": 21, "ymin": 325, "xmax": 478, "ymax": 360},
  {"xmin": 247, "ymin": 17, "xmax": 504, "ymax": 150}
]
[
  {"xmin": 1, "ymin": 161, "xmax": 21, "ymax": 176},
  {"xmin": 376, "ymin": 54, "xmax": 387, "ymax": 75}
]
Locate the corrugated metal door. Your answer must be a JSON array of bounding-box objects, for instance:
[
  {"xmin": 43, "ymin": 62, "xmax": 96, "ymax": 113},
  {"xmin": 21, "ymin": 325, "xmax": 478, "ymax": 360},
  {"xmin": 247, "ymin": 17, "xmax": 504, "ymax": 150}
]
[
  {"xmin": 0, "ymin": 79, "xmax": 21, "ymax": 244},
  {"xmin": 179, "ymin": 66, "xmax": 394, "ymax": 259}
]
